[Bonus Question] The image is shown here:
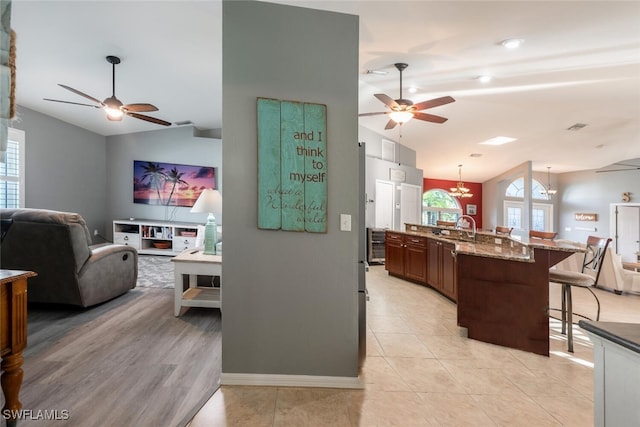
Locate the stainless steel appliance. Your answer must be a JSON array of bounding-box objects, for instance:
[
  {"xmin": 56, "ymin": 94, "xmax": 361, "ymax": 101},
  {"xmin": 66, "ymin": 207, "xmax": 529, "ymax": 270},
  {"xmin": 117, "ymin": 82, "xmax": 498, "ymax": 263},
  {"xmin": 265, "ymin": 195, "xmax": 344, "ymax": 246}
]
[{"xmin": 358, "ymin": 142, "xmax": 368, "ymax": 369}]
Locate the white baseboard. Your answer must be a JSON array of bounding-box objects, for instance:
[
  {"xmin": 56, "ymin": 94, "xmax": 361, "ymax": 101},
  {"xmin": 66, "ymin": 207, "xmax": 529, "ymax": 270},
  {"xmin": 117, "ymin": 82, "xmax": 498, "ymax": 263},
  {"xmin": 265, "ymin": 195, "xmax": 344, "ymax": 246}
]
[{"xmin": 220, "ymin": 372, "xmax": 363, "ymax": 389}]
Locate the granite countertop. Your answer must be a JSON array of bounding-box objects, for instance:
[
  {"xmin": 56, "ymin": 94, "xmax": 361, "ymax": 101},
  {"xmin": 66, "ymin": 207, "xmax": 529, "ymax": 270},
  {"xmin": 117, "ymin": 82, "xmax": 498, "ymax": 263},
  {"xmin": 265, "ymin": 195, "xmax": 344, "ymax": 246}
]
[
  {"xmin": 579, "ymin": 320, "xmax": 640, "ymax": 354},
  {"xmin": 394, "ymin": 225, "xmax": 585, "ymax": 263},
  {"xmin": 391, "ymin": 228, "xmax": 534, "ymax": 262},
  {"xmin": 453, "ymin": 240, "xmax": 532, "ymax": 262}
]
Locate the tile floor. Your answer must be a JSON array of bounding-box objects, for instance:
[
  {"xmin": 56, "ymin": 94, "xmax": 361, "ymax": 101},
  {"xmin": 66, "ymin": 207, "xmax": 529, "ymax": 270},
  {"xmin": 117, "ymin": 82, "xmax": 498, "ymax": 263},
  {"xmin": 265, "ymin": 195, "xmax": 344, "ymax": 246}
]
[{"xmin": 188, "ymin": 265, "xmax": 640, "ymax": 426}]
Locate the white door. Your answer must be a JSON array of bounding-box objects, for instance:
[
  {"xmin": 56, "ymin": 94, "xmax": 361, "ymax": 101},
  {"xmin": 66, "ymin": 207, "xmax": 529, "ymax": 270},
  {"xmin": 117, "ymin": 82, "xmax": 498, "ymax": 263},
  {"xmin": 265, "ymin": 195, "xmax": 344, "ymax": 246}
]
[
  {"xmin": 400, "ymin": 183, "xmax": 422, "ymax": 229},
  {"xmin": 375, "ymin": 180, "xmax": 394, "ymax": 229},
  {"xmin": 612, "ymin": 204, "xmax": 640, "ymax": 262}
]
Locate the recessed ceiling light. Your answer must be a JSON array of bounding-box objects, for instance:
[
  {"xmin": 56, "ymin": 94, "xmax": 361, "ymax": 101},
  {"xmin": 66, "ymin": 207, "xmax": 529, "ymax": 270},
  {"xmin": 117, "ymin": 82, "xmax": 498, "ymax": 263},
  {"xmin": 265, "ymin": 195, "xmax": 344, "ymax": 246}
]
[
  {"xmin": 477, "ymin": 75, "xmax": 492, "ymax": 83},
  {"xmin": 408, "ymin": 86, "xmax": 417, "ymax": 94},
  {"xmin": 479, "ymin": 136, "xmax": 517, "ymax": 146},
  {"xmin": 501, "ymin": 38, "xmax": 524, "ymax": 49}
]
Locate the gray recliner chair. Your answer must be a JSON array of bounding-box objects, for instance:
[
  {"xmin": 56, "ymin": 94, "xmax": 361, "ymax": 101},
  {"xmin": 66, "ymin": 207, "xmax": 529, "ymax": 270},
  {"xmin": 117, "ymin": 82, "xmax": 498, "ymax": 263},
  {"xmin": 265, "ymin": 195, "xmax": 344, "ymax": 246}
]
[{"xmin": 0, "ymin": 208, "xmax": 138, "ymax": 307}]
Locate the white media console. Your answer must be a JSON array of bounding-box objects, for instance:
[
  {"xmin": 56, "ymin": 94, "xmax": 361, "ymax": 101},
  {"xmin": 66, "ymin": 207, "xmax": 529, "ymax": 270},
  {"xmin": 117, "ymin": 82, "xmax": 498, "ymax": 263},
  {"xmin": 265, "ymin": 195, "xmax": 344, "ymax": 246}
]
[{"xmin": 113, "ymin": 219, "xmax": 201, "ymax": 255}]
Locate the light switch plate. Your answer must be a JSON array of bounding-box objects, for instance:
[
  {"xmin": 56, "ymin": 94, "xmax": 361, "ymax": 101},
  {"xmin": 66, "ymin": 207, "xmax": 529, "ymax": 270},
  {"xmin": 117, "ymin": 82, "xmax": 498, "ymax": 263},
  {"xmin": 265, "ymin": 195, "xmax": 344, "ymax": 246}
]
[{"xmin": 340, "ymin": 214, "xmax": 351, "ymax": 231}]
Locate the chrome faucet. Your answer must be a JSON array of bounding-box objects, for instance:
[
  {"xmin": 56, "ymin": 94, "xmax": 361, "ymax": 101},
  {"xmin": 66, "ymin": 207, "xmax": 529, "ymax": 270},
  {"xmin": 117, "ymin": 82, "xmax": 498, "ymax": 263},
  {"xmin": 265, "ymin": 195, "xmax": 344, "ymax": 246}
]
[{"xmin": 456, "ymin": 215, "xmax": 477, "ymax": 240}]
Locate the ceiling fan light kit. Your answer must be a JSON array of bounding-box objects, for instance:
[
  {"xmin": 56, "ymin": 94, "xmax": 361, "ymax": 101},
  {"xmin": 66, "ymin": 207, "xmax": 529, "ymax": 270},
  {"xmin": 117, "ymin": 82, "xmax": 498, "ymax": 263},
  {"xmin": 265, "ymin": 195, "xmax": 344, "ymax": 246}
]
[
  {"xmin": 388, "ymin": 110, "xmax": 413, "ymax": 124},
  {"xmin": 359, "ymin": 62, "xmax": 455, "ymax": 130},
  {"xmin": 43, "ymin": 55, "xmax": 171, "ymax": 126},
  {"xmin": 103, "ymin": 96, "xmax": 124, "ymax": 120}
]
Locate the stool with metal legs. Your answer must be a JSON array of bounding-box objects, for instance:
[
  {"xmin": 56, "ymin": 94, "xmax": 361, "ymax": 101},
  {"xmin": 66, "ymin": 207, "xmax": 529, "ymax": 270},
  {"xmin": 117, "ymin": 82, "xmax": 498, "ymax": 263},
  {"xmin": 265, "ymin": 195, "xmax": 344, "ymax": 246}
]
[{"xmin": 549, "ymin": 236, "xmax": 611, "ymax": 352}]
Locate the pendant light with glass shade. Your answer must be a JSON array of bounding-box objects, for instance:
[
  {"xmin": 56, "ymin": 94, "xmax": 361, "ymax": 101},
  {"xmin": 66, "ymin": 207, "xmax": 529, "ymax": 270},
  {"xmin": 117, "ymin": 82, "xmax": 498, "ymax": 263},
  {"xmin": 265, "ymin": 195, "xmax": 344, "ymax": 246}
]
[
  {"xmin": 540, "ymin": 166, "xmax": 557, "ymax": 197},
  {"xmin": 449, "ymin": 164, "xmax": 473, "ymax": 198}
]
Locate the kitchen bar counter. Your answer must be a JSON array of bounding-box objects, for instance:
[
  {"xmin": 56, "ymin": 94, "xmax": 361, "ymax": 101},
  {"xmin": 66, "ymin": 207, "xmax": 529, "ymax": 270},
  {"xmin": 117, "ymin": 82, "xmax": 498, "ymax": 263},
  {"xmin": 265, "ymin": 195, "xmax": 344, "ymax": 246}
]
[
  {"xmin": 388, "ymin": 225, "xmax": 585, "ymax": 355},
  {"xmin": 403, "ymin": 223, "xmax": 584, "ymax": 261}
]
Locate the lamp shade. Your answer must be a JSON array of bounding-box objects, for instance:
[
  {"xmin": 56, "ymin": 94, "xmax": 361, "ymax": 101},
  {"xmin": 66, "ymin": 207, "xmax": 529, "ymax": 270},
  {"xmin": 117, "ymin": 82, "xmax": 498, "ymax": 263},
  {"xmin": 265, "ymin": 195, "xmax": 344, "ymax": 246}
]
[
  {"xmin": 190, "ymin": 189, "xmax": 222, "ymax": 214},
  {"xmin": 191, "ymin": 189, "xmax": 222, "ymax": 255}
]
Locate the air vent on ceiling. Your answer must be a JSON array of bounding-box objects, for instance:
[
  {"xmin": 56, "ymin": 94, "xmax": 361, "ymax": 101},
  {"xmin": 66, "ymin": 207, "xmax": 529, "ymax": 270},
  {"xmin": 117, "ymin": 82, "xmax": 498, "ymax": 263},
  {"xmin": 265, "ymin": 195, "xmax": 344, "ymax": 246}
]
[{"xmin": 567, "ymin": 123, "xmax": 587, "ymax": 131}]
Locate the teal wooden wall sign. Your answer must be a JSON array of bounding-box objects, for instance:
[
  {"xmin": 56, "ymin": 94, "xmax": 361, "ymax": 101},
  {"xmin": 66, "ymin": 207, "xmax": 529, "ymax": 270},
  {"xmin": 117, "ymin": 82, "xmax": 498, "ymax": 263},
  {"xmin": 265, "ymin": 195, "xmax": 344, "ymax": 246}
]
[{"xmin": 257, "ymin": 97, "xmax": 327, "ymax": 233}]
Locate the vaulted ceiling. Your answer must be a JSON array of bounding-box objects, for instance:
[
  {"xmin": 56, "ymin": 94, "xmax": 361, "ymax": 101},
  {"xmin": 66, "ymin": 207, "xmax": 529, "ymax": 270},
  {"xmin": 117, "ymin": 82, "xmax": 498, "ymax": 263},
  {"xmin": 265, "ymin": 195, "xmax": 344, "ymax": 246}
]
[{"xmin": 10, "ymin": 1, "xmax": 640, "ymax": 181}]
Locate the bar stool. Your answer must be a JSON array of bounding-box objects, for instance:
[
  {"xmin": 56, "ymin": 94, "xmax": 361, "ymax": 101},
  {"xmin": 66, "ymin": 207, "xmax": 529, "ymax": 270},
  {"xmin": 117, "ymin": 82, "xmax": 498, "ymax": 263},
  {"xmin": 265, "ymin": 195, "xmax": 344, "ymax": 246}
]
[
  {"xmin": 436, "ymin": 220, "xmax": 457, "ymax": 227},
  {"xmin": 529, "ymin": 230, "xmax": 557, "ymax": 240},
  {"xmin": 549, "ymin": 236, "xmax": 611, "ymax": 352},
  {"xmin": 495, "ymin": 226, "xmax": 513, "ymax": 236}
]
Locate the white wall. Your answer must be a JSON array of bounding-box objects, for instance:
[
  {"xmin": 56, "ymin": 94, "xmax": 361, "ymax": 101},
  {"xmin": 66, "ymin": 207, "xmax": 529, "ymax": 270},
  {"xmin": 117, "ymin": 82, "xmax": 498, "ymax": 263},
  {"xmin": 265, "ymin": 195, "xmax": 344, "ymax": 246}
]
[{"xmin": 359, "ymin": 125, "xmax": 422, "ymax": 229}]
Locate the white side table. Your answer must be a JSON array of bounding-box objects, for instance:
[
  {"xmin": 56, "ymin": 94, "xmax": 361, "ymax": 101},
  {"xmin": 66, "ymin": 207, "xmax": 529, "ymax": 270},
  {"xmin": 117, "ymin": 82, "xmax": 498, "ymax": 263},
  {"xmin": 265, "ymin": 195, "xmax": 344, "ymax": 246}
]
[{"xmin": 171, "ymin": 250, "xmax": 222, "ymax": 316}]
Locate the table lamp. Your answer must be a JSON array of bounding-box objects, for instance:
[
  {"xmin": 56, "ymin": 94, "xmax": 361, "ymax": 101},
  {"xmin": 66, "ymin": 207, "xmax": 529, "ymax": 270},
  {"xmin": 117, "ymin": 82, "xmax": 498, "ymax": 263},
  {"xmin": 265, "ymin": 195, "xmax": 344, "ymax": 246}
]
[{"xmin": 190, "ymin": 189, "xmax": 222, "ymax": 255}]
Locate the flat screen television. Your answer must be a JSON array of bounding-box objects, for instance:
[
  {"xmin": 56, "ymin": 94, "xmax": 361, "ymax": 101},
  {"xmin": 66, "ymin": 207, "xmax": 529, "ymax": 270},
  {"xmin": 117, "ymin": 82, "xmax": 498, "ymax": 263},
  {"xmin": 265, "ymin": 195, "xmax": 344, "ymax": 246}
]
[{"xmin": 133, "ymin": 160, "xmax": 216, "ymax": 207}]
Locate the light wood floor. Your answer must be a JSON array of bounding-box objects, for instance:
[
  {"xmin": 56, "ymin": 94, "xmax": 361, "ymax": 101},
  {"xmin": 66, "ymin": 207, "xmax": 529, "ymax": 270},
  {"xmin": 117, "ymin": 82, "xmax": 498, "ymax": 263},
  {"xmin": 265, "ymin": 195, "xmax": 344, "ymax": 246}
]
[
  {"xmin": 188, "ymin": 265, "xmax": 640, "ymax": 427},
  {"xmin": 1, "ymin": 287, "xmax": 221, "ymax": 427}
]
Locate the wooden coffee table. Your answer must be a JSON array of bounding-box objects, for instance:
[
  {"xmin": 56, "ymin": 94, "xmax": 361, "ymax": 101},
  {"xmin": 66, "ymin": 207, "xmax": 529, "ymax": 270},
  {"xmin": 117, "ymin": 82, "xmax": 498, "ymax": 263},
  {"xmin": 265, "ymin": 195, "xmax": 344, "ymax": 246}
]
[{"xmin": 171, "ymin": 250, "xmax": 222, "ymax": 316}]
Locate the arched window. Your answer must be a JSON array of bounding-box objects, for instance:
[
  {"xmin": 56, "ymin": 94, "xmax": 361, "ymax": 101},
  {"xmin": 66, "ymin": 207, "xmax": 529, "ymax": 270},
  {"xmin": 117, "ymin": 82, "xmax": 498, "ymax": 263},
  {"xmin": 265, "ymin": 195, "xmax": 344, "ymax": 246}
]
[
  {"xmin": 503, "ymin": 177, "xmax": 554, "ymax": 232},
  {"xmin": 422, "ymin": 189, "xmax": 462, "ymax": 225},
  {"xmin": 505, "ymin": 177, "xmax": 550, "ymax": 200}
]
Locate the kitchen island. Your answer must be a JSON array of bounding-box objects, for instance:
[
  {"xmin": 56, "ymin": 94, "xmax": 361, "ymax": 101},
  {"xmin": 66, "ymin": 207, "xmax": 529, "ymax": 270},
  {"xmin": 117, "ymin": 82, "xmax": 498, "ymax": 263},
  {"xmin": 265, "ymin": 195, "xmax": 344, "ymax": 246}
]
[{"xmin": 386, "ymin": 225, "xmax": 584, "ymax": 356}]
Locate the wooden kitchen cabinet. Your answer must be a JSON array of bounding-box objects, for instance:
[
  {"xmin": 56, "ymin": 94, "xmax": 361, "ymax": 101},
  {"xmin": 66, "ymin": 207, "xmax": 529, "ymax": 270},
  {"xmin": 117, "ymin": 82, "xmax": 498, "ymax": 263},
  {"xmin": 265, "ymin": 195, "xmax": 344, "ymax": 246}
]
[
  {"xmin": 441, "ymin": 241, "xmax": 456, "ymax": 300},
  {"xmin": 385, "ymin": 231, "xmax": 405, "ymax": 277},
  {"xmin": 427, "ymin": 238, "xmax": 457, "ymax": 301},
  {"xmin": 385, "ymin": 231, "xmax": 427, "ymax": 284}
]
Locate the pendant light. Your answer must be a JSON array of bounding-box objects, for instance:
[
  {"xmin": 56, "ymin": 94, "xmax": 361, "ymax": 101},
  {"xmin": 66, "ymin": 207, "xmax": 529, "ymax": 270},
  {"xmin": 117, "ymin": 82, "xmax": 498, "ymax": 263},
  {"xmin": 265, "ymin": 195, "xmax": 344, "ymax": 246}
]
[
  {"xmin": 541, "ymin": 166, "xmax": 557, "ymax": 197},
  {"xmin": 449, "ymin": 164, "xmax": 473, "ymax": 198}
]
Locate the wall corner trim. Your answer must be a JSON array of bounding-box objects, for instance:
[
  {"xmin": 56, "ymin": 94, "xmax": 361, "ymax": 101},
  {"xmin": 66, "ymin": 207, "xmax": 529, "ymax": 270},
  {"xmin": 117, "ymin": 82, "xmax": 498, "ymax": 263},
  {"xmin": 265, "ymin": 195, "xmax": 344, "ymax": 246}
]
[{"xmin": 220, "ymin": 373, "xmax": 363, "ymax": 389}]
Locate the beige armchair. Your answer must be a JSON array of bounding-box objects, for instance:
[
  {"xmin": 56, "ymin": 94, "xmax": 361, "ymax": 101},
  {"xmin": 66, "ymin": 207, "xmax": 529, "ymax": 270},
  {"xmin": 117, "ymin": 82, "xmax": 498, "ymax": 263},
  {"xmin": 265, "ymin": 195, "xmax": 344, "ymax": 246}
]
[
  {"xmin": 603, "ymin": 251, "xmax": 640, "ymax": 294},
  {"xmin": 554, "ymin": 245, "xmax": 640, "ymax": 294}
]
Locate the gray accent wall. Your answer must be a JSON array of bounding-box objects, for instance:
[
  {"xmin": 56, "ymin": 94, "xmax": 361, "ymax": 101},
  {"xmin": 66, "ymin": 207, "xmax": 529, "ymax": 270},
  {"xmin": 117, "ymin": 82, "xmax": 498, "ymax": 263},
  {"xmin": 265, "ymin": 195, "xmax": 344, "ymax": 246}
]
[
  {"xmin": 11, "ymin": 106, "xmax": 108, "ymax": 242},
  {"xmin": 11, "ymin": 107, "xmax": 222, "ymax": 242},
  {"xmin": 557, "ymin": 162, "xmax": 640, "ymax": 241},
  {"xmin": 105, "ymin": 125, "xmax": 221, "ymax": 239},
  {"xmin": 222, "ymin": 1, "xmax": 360, "ymax": 378}
]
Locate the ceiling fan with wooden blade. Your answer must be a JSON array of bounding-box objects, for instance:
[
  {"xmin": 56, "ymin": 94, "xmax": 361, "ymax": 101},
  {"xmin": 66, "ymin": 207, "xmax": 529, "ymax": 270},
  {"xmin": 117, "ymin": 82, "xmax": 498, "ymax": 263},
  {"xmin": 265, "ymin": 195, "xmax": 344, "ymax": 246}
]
[
  {"xmin": 359, "ymin": 62, "xmax": 455, "ymax": 130},
  {"xmin": 44, "ymin": 55, "xmax": 171, "ymax": 126}
]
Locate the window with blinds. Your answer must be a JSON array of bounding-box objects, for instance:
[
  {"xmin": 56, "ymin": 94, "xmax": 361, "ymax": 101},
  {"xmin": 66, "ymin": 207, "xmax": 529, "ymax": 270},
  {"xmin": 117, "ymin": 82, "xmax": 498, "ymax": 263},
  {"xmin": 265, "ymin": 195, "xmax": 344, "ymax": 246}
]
[{"xmin": 1, "ymin": 128, "xmax": 25, "ymax": 208}]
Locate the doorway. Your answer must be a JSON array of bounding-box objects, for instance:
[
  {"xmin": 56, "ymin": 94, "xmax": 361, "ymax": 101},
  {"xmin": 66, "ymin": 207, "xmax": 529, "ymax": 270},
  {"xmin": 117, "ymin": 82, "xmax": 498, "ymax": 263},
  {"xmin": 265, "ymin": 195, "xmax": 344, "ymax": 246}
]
[{"xmin": 610, "ymin": 203, "xmax": 640, "ymax": 262}]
